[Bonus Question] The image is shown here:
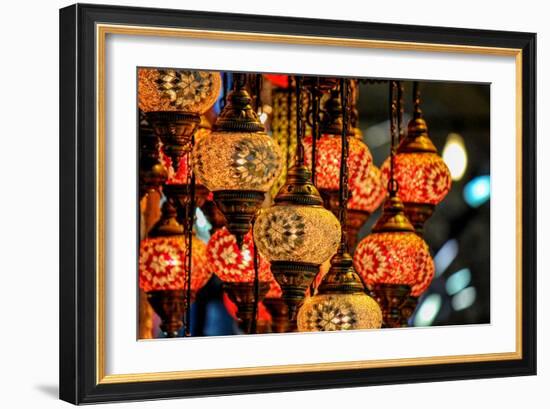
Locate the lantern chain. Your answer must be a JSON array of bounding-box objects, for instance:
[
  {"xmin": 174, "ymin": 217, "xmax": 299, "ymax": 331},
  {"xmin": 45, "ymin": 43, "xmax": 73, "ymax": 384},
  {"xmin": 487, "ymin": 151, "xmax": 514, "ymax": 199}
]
[
  {"xmin": 388, "ymin": 80, "xmax": 399, "ymax": 197},
  {"xmin": 397, "ymin": 81, "xmax": 405, "ymax": 142},
  {"xmin": 295, "ymin": 76, "xmax": 305, "ymax": 165},
  {"xmin": 338, "ymin": 78, "xmax": 351, "ymax": 249},
  {"xmin": 183, "ymin": 133, "xmax": 196, "ymax": 337},
  {"xmin": 309, "ymin": 77, "xmax": 321, "ymax": 184}
]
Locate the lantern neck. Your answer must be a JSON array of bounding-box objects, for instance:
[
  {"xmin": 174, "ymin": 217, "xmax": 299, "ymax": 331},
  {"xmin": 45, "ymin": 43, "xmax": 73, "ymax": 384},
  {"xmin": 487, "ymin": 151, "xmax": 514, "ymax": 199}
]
[
  {"xmin": 372, "ymin": 196, "xmax": 415, "ymax": 233},
  {"xmin": 320, "ymin": 88, "xmax": 344, "ymax": 135},
  {"xmin": 274, "ymin": 163, "xmax": 323, "ymax": 206},
  {"xmin": 148, "ymin": 199, "xmax": 184, "ymax": 237},
  {"xmin": 213, "ymin": 84, "xmax": 265, "ymax": 133},
  {"xmin": 317, "ymin": 249, "xmax": 365, "ymax": 295},
  {"xmin": 399, "ymin": 82, "xmax": 437, "ymax": 154},
  {"xmin": 398, "ymin": 115, "xmax": 437, "ymax": 153}
]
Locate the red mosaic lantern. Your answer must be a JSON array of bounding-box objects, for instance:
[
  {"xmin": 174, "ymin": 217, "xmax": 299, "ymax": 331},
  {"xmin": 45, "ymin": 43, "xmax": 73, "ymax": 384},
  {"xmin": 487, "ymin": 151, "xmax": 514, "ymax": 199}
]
[
  {"xmin": 303, "ymin": 134, "xmax": 372, "ymax": 192},
  {"xmin": 380, "ymin": 85, "xmax": 452, "ymax": 235},
  {"xmin": 348, "ymin": 164, "xmax": 386, "ymax": 214},
  {"xmin": 207, "ymin": 227, "xmax": 273, "ymax": 333},
  {"xmin": 139, "ymin": 235, "xmax": 211, "ymax": 294},
  {"xmin": 206, "ymin": 227, "xmax": 272, "ymax": 283},
  {"xmin": 353, "ymin": 196, "xmax": 435, "ymax": 327}
]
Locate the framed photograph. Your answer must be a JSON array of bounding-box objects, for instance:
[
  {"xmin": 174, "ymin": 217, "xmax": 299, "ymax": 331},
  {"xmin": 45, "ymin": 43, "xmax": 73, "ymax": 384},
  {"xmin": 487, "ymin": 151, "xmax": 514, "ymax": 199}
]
[{"xmin": 59, "ymin": 3, "xmax": 536, "ymax": 404}]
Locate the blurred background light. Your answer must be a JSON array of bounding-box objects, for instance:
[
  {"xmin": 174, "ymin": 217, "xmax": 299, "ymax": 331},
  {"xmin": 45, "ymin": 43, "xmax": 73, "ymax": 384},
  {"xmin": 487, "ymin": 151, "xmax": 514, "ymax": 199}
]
[
  {"xmin": 451, "ymin": 287, "xmax": 477, "ymax": 311},
  {"xmin": 445, "ymin": 268, "xmax": 472, "ymax": 295},
  {"xmin": 195, "ymin": 208, "xmax": 212, "ymax": 242},
  {"xmin": 442, "ymin": 133, "xmax": 468, "ymax": 181},
  {"xmin": 413, "ymin": 294, "xmax": 442, "ymax": 327},
  {"xmin": 433, "ymin": 239, "xmax": 459, "ymax": 277},
  {"xmin": 463, "ymin": 175, "xmax": 490, "ymax": 208},
  {"xmin": 259, "ymin": 112, "xmax": 268, "ymax": 124}
]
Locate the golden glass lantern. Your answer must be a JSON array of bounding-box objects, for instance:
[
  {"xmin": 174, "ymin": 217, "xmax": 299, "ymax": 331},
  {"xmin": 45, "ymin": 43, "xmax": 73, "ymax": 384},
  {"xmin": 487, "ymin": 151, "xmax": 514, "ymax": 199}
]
[
  {"xmin": 253, "ymin": 76, "xmax": 341, "ymax": 326},
  {"xmin": 380, "ymin": 83, "xmax": 452, "ymax": 235},
  {"xmin": 353, "ymin": 81, "xmax": 435, "ymax": 328},
  {"xmin": 298, "ymin": 78, "xmax": 381, "ymax": 333},
  {"xmin": 298, "ymin": 250, "xmax": 382, "ymax": 331},
  {"xmin": 138, "ymin": 68, "xmax": 222, "ymax": 171},
  {"xmin": 193, "ymin": 76, "xmax": 283, "ymax": 246}
]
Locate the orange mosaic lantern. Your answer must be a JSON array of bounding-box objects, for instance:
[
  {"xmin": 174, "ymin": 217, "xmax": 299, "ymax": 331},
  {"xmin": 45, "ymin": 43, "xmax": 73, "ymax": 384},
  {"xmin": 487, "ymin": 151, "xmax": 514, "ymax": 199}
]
[{"xmin": 380, "ymin": 84, "xmax": 451, "ymax": 234}]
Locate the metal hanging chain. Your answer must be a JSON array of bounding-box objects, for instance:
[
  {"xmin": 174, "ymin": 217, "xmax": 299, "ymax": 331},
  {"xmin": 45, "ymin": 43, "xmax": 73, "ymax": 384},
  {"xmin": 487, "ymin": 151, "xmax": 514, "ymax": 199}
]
[
  {"xmin": 250, "ymin": 219, "xmax": 260, "ymax": 335},
  {"xmin": 388, "ymin": 80, "xmax": 399, "ymax": 197},
  {"xmin": 295, "ymin": 75, "xmax": 306, "ymax": 165},
  {"xmin": 254, "ymin": 73, "xmax": 263, "ymax": 113},
  {"xmin": 397, "ymin": 81, "xmax": 405, "ymax": 142},
  {"xmin": 413, "ymin": 81, "xmax": 422, "ymax": 117},
  {"xmin": 286, "ymin": 76, "xmax": 294, "ymax": 170},
  {"xmin": 183, "ymin": 133, "xmax": 196, "ymax": 337},
  {"xmin": 338, "ymin": 78, "xmax": 351, "ymax": 249},
  {"xmin": 310, "ymin": 77, "xmax": 321, "ymax": 184}
]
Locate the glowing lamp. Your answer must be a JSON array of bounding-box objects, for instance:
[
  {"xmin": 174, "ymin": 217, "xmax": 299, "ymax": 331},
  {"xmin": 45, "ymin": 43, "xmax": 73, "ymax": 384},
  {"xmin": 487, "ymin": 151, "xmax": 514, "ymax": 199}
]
[
  {"xmin": 139, "ymin": 235, "xmax": 210, "ymax": 294},
  {"xmin": 304, "ymin": 135, "xmax": 372, "ymax": 192},
  {"xmin": 353, "ymin": 196, "xmax": 435, "ymax": 327},
  {"xmin": 298, "ymin": 251, "xmax": 382, "ymax": 332},
  {"xmin": 139, "ymin": 68, "xmax": 222, "ymax": 171},
  {"xmin": 138, "ymin": 199, "xmax": 212, "ymax": 337},
  {"xmin": 253, "ymin": 78, "xmax": 341, "ymax": 325},
  {"xmin": 193, "ymin": 77, "xmax": 282, "ymax": 246},
  {"xmin": 380, "ymin": 90, "xmax": 452, "ymax": 235},
  {"xmin": 207, "ymin": 227, "xmax": 272, "ymax": 333}
]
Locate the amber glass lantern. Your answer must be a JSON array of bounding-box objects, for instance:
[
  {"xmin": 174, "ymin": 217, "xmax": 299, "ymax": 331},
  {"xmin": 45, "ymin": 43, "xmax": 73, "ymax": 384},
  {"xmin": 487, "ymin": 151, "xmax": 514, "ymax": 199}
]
[
  {"xmin": 380, "ymin": 82, "xmax": 452, "ymax": 235},
  {"xmin": 354, "ymin": 82, "xmax": 435, "ymax": 328},
  {"xmin": 138, "ymin": 199, "xmax": 211, "ymax": 337},
  {"xmin": 303, "ymin": 83, "xmax": 375, "ymax": 252},
  {"xmin": 207, "ymin": 227, "xmax": 272, "ymax": 333},
  {"xmin": 254, "ymin": 77, "xmax": 341, "ymax": 327},
  {"xmin": 139, "ymin": 68, "xmax": 221, "ymax": 171},
  {"xmin": 193, "ymin": 74, "xmax": 283, "ymax": 246},
  {"xmin": 298, "ymin": 79, "xmax": 382, "ymax": 332}
]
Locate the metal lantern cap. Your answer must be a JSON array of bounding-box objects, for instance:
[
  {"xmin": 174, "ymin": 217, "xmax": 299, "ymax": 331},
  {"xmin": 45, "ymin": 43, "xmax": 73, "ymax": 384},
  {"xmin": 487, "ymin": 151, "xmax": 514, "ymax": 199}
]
[
  {"xmin": 274, "ymin": 163, "xmax": 323, "ymax": 206},
  {"xmin": 398, "ymin": 114, "xmax": 437, "ymax": 154},
  {"xmin": 148, "ymin": 199, "xmax": 184, "ymax": 237},
  {"xmin": 213, "ymin": 87, "xmax": 265, "ymax": 133},
  {"xmin": 316, "ymin": 250, "xmax": 365, "ymax": 295},
  {"xmin": 372, "ymin": 196, "xmax": 415, "ymax": 233}
]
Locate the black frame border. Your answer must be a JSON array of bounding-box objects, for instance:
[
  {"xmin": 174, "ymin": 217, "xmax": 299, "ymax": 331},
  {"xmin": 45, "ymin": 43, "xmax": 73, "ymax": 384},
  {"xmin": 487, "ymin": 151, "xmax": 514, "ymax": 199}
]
[{"xmin": 59, "ymin": 3, "xmax": 536, "ymax": 404}]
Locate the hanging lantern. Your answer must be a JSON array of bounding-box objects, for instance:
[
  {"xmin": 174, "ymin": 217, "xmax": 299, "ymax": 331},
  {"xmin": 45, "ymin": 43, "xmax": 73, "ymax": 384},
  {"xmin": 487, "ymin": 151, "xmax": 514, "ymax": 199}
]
[
  {"xmin": 193, "ymin": 74, "xmax": 283, "ymax": 246},
  {"xmin": 139, "ymin": 68, "xmax": 222, "ymax": 170},
  {"xmin": 380, "ymin": 82, "xmax": 452, "ymax": 235},
  {"xmin": 298, "ymin": 251, "xmax": 382, "ymax": 331},
  {"xmin": 206, "ymin": 227, "xmax": 272, "ymax": 333},
  {"xmin": 353, "ymin": 196, "xmax": 434, "ymax": 327},
  {"xmin": 138, "ymin": 199, "xmax": 211, "ymax": 337},
  {"xmin": 139, "ymin": 235, "xmax": 210, "ymax": 295},
  {"xmin": 254, "ymin": 76, "xmax": 341, "ymax": 327},
  {"xmin": 303, "ymin": 87, "xmax": 372, "ymax": 193},
  {"xmin": 303, "ymin": 135, "xmax": 372, "ymax": 192},
  {"xmin": 298, "ymin": 79, "xmax": 381, "ymax": 332},
  {"xmin": 139, "ymin": 112, "xmax": 167, "ymax": 199},
  {"xmin": 303, "ymin": 83, "xmax": 373, "ymax": 251},
  {"xmin": 353, "ymin": 82, "xmax": 435, "ymax": 328}
]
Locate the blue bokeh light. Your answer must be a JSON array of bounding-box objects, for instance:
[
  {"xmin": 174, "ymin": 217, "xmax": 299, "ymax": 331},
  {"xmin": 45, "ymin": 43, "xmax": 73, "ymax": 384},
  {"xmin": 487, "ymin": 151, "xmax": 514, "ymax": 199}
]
[{"xmin": 463, "ymin": 175, "xmax": 490, "ymax": 208}]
